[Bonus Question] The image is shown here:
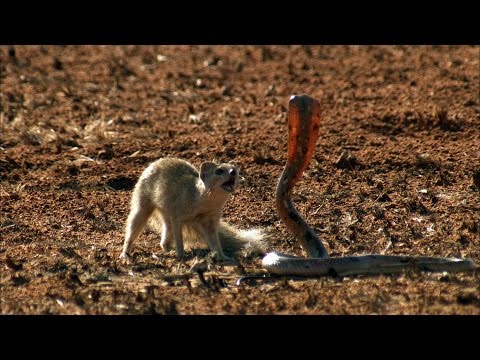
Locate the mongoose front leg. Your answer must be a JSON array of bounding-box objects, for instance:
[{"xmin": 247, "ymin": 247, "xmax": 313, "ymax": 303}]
[{"xmin": 120, "ymin": 203, "xmax": 154, "ymax": 258}]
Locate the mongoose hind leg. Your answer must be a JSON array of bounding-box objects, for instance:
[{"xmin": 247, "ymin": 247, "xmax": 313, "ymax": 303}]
[
  {"xmin": 159, "ymin": 215, "xmax": 174, "ymax": 251},
  {"xmin": 168, "ymin": 217, "xmax": 186, "ymax": 258},
  {"xmin": 195, "ymin": 222, "xmax": 232, "ymax": 262},
  {"xmin": 120, "ymin": 202, "xmax": 154, "ymax": 258}
]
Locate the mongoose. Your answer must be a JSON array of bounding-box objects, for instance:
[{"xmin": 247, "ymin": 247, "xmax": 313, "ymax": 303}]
[{"xmin": 120, "ymin": 158, "xmax": 264, "ymax": 261}]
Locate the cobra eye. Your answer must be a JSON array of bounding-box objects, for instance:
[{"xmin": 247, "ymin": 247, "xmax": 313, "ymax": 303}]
[{"xmin": 215, "ymin": 168, "xmax": 225, "ymax": 175}]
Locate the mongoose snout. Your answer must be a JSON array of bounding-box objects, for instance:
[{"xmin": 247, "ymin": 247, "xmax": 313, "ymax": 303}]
[
  {"xmin": 220, "ymin": 168, "xmax": 238, "ymax": 192},
  {"xmin": 221, "ymin": 177, "xmax": 237, "ymax": 192}
]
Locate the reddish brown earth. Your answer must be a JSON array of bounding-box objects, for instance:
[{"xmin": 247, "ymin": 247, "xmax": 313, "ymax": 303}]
[{"xmin": 1, "ymin": 45, "xmax": 479, "ymax": 314}]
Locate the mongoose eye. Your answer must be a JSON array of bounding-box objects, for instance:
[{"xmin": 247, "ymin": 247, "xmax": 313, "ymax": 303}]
[{"xmin": 215, "ymin": 168, "xmax": 225, "ymax": 175}]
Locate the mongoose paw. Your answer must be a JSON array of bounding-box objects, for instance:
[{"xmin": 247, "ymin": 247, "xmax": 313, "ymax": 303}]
[{"xmin": 119, "ymin": 252, "xmax": 131, "ymax": 263}]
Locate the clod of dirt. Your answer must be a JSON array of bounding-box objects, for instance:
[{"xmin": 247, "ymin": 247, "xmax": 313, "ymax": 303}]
[
  {"xmin": 87, "ymin": 272, "xmax": 111, "ymax": 284},
  {"xmin": 74, "ymin": 295, "xmax": 85, "ymax": 306},
  {"xmin": 376, "ymin": 193, "xmax": 392, "ymax": 202},
  {"xmin": 415, "ymin": 154, "xmax": 439, "ymax": 170},
  {"xmin": 8, "ymin": 46, "xmax": 16, "ymax": 58},
  {"xmin": 59, "ymin": 247, "xmax": 83, "ymax": 260},
  {"xmin": 265, "ymin": 84, "xmax": 276, "ymax": 96},
  {"xmin": 5, "ymin": 256, "xmax": 23, "ymax": 271},
  {"xmin": 53, "ymin": 58, "xmax": 63, "ymax": 70},
  {"xmin": 67, "ymin": 273, "xmax": 84, "ymax": 288},
  {"xmin": 57, "ymin": 180, "xmax": 79, "ymax": 190},
  {"xmin": 106, "ymin": 176, "xmax": 135, "ymax": 191},
  {"xmin": 98, "ymin": 144, "xmax": 114, "ymax": 160},
  {"xmin": 405, "ymin": 198, "xmax": 430, "ymax": 215},
  {"xmin": 67, "ymin": 165, "xmax": 80, "ymax": 176},
  {"xmin": 221, "ymin": 86, "xmax": 233, "ymax": 97},
  {"xmin": 472, "ymin": 170, "xmax": 480, "ymax": 190},
  {"xmin": 11, "ymin": 275, "xmax": 29, "ymax": 286},
  {"xmin": 63, "ymin": 139, "xmax": 81, "ymax": 148},
  {"xmin": 458, "ymin": 235, "xmax": 470, "ymax": 246},
  {"xmin": 456, "ymin": 290, "xmax": 478, "ymax": 305},
  {"xmin": 89, "ymin": 290, "xmax": 101, "ymax": 302},
  {"xmin": 261, "ymin": 47, "xmax": 275, "ymax": 62},
  {"xmin": 234, "ymin": 61, "xmax": 244, "ymax": 72},
  {"xmin": 335, "ymin": 151, "xmax": 360, "ymax": 170},
  {"xmin": 253, "ymin": 147, "xmax": 281, "ymax": 165},
  {"xmin": 434, "ymin": 108, "xmax": 463, "ymax": 132},
  {"xmin": 0, "ymin": 156, "xmax": 21, "ymax": 176},
  {"xmin": 373, "ymin": 204, "xmax": 385, "ymax": 219},
  {"xmin": 143, "ymin": 300, "xmax": 178, "ymax": 315}
]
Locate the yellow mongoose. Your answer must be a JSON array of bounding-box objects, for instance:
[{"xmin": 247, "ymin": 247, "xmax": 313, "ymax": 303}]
[{"xmin": 120, "ymin": 158, "xmax": 264, "ymax": 261}]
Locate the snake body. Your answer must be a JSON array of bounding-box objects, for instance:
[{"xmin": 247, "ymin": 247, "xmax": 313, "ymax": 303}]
[
  {"xmin": 262, "ymin": 95, "xmax": 476, "ymax": 277},
  {"xmin": 275, "ymin": 95, "xmax": 329, "ymax": 259},
  {"xmin": 263, "ymin": 252, "xmax": 475, "ymax": 277}
]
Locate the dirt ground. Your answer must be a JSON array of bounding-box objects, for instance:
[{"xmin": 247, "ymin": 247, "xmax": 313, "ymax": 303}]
[{"xmin": 1, "ymin": 45, "xmax": 479, "ymax": 315}]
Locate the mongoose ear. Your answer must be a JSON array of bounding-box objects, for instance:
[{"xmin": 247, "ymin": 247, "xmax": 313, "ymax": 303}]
[
  {"xmin": 200, "ymin": 161, "xmax": 217, "ymax": 182},
  {"xmin": 228, "ymin": 160, "xmax": 237, "ymax": 168}
]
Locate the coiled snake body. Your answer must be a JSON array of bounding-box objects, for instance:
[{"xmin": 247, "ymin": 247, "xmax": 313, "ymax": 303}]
[{"xmin": 262, "ymin": 95, "xmax": 476, "ymax": 277}]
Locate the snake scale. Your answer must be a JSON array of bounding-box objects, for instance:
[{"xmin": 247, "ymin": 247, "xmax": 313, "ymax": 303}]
[{"xmin": 261, "ymin": 95, "xmax": 476, "ymax": 277}]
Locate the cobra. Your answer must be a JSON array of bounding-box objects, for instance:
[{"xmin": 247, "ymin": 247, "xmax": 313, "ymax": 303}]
[{"xmin": 262, "ymin": 95, "xmax": 476, "ymax": 277}]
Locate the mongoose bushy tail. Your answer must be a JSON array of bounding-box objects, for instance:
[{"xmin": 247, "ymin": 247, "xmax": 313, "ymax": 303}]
[{"xmin": 147, "ymin": 213, "xmax": 267, "ymax": 255}]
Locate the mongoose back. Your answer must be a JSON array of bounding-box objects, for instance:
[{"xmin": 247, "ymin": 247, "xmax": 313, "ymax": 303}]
[{"xmin": 120, "ymin": 158, "xmax": 264, "ymax": 261}]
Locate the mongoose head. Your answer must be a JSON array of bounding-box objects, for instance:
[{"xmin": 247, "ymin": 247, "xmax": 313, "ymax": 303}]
[{"xmin": 200, "ymin": 161, "xmax": 239, "ymax": 193}]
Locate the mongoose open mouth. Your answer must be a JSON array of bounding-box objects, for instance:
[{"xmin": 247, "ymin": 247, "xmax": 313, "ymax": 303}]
[{"xmin": 221, "ymin": 178, "xmax": 236, "ymax": 192}]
